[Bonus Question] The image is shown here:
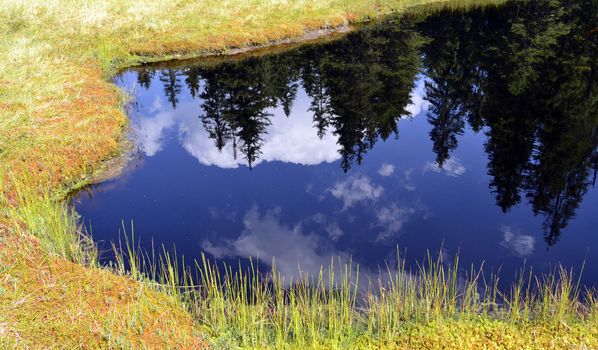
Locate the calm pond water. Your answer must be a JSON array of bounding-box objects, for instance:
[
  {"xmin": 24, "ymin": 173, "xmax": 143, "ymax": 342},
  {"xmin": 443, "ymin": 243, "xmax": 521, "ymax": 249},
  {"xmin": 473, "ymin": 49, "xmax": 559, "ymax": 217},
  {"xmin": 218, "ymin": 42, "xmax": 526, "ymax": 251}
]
[{"xmin": 73, "ymin": 1, "xmax": 598, "ymax": 288}]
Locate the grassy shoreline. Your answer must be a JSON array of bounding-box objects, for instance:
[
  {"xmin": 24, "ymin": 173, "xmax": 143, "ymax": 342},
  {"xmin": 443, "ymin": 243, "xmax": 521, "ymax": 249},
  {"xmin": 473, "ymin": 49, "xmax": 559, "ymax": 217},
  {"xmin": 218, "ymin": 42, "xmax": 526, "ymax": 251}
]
[
  {"xmin": 1, "ymin": 0, "xmax": 597, "ymax": 348},
  {"xmin": 0, "ymin": 0, "xmax": 504, "ymax": 199}
]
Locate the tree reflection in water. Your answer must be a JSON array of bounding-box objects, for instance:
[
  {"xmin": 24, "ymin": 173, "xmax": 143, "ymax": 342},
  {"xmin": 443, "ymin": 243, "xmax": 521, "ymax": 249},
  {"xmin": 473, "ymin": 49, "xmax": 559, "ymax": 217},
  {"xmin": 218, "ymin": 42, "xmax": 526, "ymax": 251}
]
[{"xmin": 133, "ymin": 0, "xmax": 598, "ymax": 247}]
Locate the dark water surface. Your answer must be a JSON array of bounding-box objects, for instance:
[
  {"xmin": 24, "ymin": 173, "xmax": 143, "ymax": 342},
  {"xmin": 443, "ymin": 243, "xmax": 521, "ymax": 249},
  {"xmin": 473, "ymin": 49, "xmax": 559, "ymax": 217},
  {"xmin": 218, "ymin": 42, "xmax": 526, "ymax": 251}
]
[{"xmin": 74, "ymin": 1, "xmax": 598, "ymax": 288}]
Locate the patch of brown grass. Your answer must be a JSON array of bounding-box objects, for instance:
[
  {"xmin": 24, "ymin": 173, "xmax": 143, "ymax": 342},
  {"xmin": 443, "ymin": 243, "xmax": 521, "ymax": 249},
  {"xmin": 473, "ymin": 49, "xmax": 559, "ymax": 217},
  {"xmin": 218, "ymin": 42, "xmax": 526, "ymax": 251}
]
[
  {"xmin": 1, "ymin": 62, "xmax": 127, "ymax": 199},
  {"xmin": 0, "ymin": 223, "xmax": 205, "ymax": 348}
]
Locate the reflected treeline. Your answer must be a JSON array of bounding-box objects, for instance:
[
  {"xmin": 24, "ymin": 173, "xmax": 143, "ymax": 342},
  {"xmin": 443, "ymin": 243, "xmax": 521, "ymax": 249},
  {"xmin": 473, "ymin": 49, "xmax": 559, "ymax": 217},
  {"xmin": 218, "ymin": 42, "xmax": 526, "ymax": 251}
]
[
  {"xmin": 134, "ymin": 0, "xmax": 598, "ymax": 246},
  {"xmin": 420, "ymin": 0, "xmax": 598, "ymax": 246},
  {"xmin": 147, "ymin": 19, "xmax": 424, "ymax": 169}
]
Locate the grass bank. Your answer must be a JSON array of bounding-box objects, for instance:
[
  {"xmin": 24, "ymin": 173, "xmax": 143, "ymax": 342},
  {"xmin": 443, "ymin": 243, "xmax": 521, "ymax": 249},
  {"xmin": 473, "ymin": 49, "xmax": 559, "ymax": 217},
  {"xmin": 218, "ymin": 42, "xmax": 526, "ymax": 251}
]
[
  {"xmin": 1, "ymin": 0, "xmax": 596, "ymax": 348},
  {"xmin": 0, "ymin": 0, "xmax": 503, "ymax": 198}
]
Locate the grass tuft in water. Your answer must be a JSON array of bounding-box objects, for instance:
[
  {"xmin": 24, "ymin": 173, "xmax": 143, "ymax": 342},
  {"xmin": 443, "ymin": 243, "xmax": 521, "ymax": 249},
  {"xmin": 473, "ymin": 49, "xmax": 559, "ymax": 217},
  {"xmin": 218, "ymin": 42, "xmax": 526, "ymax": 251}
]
[
  {"xmin": 6, "ymin": 174, "xmax": 98, "ymax": 265},
  {"xmin": 111, "ymin": 235, "xmax": 598, "ymax": 348}
]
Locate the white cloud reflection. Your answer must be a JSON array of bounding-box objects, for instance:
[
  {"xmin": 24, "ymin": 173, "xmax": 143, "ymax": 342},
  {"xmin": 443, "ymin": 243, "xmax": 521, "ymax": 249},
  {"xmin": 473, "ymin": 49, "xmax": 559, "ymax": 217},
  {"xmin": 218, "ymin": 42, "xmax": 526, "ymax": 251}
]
[
  {"xmin": 378, "ymin": 163, "xmax": 395, "ymax": 177},
  {"xmin": 500, "ymin": 226, "xmax": 535, "ymax": 257},
  {"xmin": 402, "ymin": 168, "xmax": 416, "ymax": 192},
  {"xmin": 133, "ymin": 80, "xmax": 431, "ymax": 169},
  {"xmin": 326, "ymin": 221, "xmax": 344, "ymax": 241},
  {"xmin": 424, "ymin": 158, "xmax": 466, "ymax": 177},
  {"xmin": 372, "ymin": 203, "xmax": 416, "ymax": 242},
  {"xmin": 406, "ymin": 78, "xmax": 430, "ymax": 117},
  {"xmin": 328, "ymin": 175, "xmax": 384, "ymax": 209},
  {"xmin": 134, "ymin": 110, "xmax": 176, "ymax": 156},
  {"xmin": 200, "ymin": 206, "xmax": 415, "ymax": 288},
  {"xmin": 133, "ymin": 90, "xmax": 341, "ymax": 168},
  {"xmin": 201, "ymin": 206, "xmax": 349, "ymax": 283}
]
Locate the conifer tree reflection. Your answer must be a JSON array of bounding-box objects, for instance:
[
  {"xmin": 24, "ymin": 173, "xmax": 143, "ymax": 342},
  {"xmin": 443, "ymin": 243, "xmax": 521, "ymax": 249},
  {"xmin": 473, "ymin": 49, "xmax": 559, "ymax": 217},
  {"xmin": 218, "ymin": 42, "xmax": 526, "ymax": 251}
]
[
  {"xmin": 262, "ymin": 54, "xmax": 301, "ymax": 117},
  {"xmin": 301, "ymin": 55, "xmax": 333, "ymax": 139},
  {"xmin": 529, "ymin": 122, "xmax": 598, "ymax": 246},
  {"xmin": 136, "ymin": 0, "xmax": 597, "ymax": 246},
  {"xmin": 300, "ymin": 21, "xmax": 423, "ymax": 171},
  {"xmin": 421, "ymin": 12, "xmax": 484, "ymax": 167},
  {"xmin": 421, "ymin": 0, "xmax": 598, "ymax": 245},
  {"xmin": 136, "ymin": 68, "xmax": 154, "ymax": 90},
  {"xmin": 424, "ymin": 79, "xmax": 466, "ymax": 168},
  {"xmin": 199, "ymin": 61, "xmax": 276, "ymax": 168},
  {"xmin": 192, "ymin": 19, "xmax": 422, "ymax": 171},
  {"xmin": 199, "ymin": 70, "xmax": 233, "ymax": 151},
  {"xmin": 159, "ymin": 69, "xmax": 184, "ymax": 109},
  {"xmin": 184, "ymin": 66, "xmax": 202, "ymax": 99}
]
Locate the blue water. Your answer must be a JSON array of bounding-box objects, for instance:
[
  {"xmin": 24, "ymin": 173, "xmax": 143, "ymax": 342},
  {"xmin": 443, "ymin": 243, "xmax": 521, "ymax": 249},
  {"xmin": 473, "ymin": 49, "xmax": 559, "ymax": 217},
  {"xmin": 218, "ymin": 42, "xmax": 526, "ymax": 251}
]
[{"xmin": 73, "ymin": 3, "xmax": 598, "ymax": 288}]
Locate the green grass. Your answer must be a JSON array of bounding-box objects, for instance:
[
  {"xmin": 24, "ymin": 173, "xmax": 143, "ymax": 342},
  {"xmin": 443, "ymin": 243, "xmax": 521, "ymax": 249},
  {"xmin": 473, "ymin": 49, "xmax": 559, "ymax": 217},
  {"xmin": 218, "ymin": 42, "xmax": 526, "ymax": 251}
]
[
  {"xmin": 7, "ymin": 175, "xmax": 98, "ymax": 265},
  {"xmin": 2, "ymin": 0, "xmax": 597, "ymax": 348},
  {"xmin": 114, "ymin": 235, "xmax": 598, "ymax": 349}
]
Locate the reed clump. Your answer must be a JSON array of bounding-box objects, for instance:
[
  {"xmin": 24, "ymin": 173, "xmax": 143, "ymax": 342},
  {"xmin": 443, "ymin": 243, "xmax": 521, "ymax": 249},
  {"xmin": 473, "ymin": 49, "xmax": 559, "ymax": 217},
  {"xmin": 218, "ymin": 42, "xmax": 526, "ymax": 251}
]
[{"xmin": 112, "ymin": 230, "xmax": 598, "ymax": 349}]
